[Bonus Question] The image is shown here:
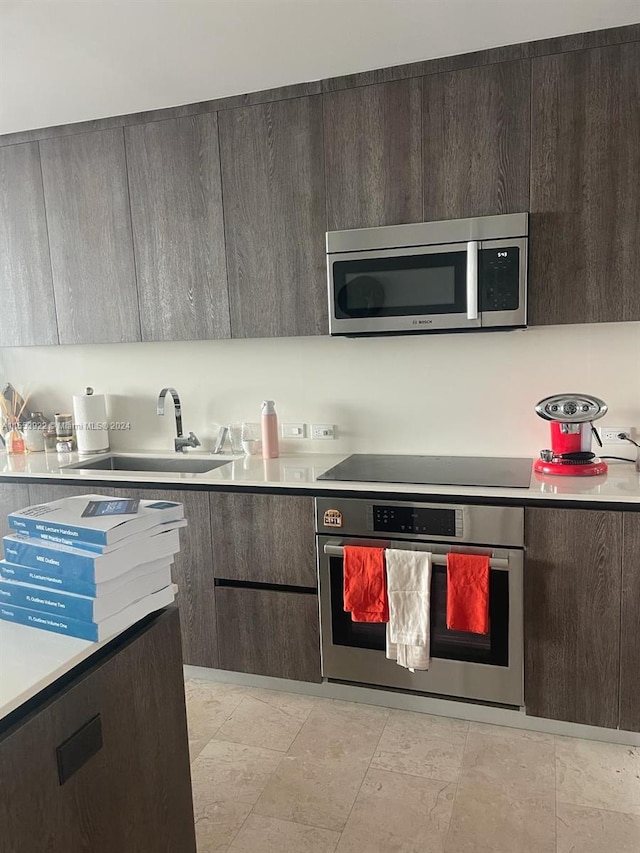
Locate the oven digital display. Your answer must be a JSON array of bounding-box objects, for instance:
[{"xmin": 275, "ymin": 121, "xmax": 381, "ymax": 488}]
[{"xmin": 372, "ymin": 505, "xmax": 456, "ymax": 536}]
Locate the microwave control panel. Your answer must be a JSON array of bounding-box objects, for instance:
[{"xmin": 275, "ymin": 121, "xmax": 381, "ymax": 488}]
[
  {"xmin": 369, "ymin": 505, "xmax": 463, "ymax": 538},
  {"xmin": 480, "ymin": 247, "xmax": 520, "ymax": 312}
]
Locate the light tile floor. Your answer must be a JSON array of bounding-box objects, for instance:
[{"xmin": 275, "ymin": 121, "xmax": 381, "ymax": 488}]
[{"xmin": 185, "ymin": 678, "xmax": 640, "ymax": 853}]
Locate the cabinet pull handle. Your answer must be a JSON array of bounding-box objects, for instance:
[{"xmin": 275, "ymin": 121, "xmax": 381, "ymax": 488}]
[{"xmin": 56, "ymin": 714, "xmax": 103, "ymax": 785}]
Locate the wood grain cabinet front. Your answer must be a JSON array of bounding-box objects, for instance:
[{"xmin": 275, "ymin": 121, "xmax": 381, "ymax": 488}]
[
  {"xmin": 323, "ymin": 79, "xmax": 423, "ymax": 231},
  {"xmin": 0, "ymin": 482, "xmax": 31, "ymax": 539},
  {"xmin": 422, "ymin": 59, "xmax": 531, "ymax": 220},
  {"xmin": 218, "ymin": 96, "xmax": 327, "ymax": 338},
  {"xmin": 529, "ymin": 43, "xmax": 640, "ymax": 325},
  {"xmin": 0, "ymin": 608, "xmax": 196, "ymax": 853},
  {"xmin": 209, "ymin": 492, "xmax": 316, "ymax": 587},
  {"xmin": 620, "ymin": 512, "xmax": 640, "ymax": 732},
  {"xmin": 39, "ymin": 128, "xmax": 140, "ymax": 344},
  {"xmin": 216, "ymin": 586, "xmax": 321, "ymax": 682},
  {"xmin": 524, "ymin": 508, "xmax": 623, "ymax": 728},
  {"xmin": 0, "ymin": 142, "xmax": 58, "ymax": 346},
  {"xmin": 125, "ymin": 114, "xmax": 231, "ymax": 342}
]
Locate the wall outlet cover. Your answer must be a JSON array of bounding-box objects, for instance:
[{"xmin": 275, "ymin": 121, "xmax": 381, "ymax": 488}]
[
  {"xmin": 311, "ymin": 423, "xmax": 335, "ymax": 440},
  {"xmin": 281, "ymin": 422, "xmax": 306, "ymax": 439}
]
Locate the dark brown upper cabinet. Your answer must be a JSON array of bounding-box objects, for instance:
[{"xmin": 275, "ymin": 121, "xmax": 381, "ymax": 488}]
[
  {"xmin": 323, "ymin": 79, "xmax": 423, "ymax": 231},
  {"xmin": 524, "ymin": 507, "xmax": 622, "ymax": 728},
  {"xmin": 125, "ymin": 115, "xmax": 231, "ymax": 341},
  {"xmin": 0, "ymin": 142, "xmax": 58, "ymax": 346},
  {"xmin": 620, "ymin": 512, "xmax": 640, "ymax": 732},
  {"xmin": 529, "ymin": 43, "xmax": 640, "ymax": 325},
  {"xmin": 39, "ymin": 128, "xmax": 140, "ymax": 344},
  {"xmin": 219, "ymin": 96, "xmax": 327, "ymax": 338},
  {"xmin": 422, "ymin": 59, "xmax": 531, "ymax": 221}
]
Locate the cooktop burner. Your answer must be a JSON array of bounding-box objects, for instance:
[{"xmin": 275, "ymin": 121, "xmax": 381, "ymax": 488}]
[{"xmin": 317, "ymin": 454, "xmax": 533, "ymax": 488}]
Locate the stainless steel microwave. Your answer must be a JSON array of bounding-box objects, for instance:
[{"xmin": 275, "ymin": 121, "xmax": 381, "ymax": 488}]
[{"xmin": 326, "ymin": 212, "xmax": 528, "ymax": 336}]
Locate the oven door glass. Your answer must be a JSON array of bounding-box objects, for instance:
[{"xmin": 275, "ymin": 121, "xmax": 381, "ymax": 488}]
[{"xmin": 328, "ymin": 555, "xmax": 509, "ymax": 667}]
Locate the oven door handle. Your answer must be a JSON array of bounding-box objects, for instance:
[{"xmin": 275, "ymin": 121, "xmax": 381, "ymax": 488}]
[{"xmin": 323, "ymin": 542, "xmax": 509, "ymax": 570}]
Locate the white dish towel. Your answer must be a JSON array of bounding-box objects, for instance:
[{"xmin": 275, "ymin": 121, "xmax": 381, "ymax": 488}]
[{"xmin": 385, "ymin": 549, "xmax": 432, "ymax": 672}]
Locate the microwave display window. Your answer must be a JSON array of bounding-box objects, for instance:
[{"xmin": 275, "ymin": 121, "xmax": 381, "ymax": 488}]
[{"xmin": 334, "ymin": 251, "xmax": 468, "ymax": 318}]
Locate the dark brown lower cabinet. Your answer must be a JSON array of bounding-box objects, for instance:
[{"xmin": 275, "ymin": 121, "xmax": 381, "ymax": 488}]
[
  {"xmin": 26, "ymin": 483, "xmax": 218, "ymax": 669},
  {"xmin": 210, "ymin": 492, "xmax": 316, "ymax": 586},
  {"xmin": 620, "ymin": 512, "xmax": 640, "ymax": 732},
  {"xmin": 0, "ymin": 608, "xmax": 196, "ymax": 853},
  {"xmin": 216, "ymin": 586, "xmax": 321, "ymax": 682},
  {"xmin": 132, "ymin": 487, "xmax": 218, "ymax": 668},
  {"xmin": 0, "ymin": 482, "xmax": 30, "ymax": 539},
  {"xmin": 524, "ymin": 508, "xmax": 622, "ymax": 728}
]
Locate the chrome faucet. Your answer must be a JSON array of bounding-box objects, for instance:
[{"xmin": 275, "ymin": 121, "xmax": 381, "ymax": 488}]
[{"xmin": 157, "ymin": 387, "xmax": 201, "ymax": 453}]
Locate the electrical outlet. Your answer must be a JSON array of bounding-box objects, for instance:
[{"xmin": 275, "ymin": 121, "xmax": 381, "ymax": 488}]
[
  {"xmin": 281, "ymin": 422, "xmax": 306, "ymax": 439},
  {"xmin": 598, "ymin": 426, "xmax": 631, "ymax": 444},
  {"xmin": 311, "ymin": 423, "xmax": 335, "ymax": 440}
]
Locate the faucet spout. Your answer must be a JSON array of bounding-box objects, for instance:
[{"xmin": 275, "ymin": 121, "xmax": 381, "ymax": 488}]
[{"xmin": 157, "ymin": 387, "xmax": 183, "ymax": 438}]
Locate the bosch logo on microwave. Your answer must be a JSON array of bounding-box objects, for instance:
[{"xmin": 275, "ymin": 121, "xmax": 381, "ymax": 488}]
[{"xmin": 412, "ymin": 319, "xmax": 433, "ymax": 325}]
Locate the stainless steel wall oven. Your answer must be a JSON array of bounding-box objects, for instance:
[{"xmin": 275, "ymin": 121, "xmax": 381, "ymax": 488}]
[{"xmin": 316, "ymin": 497, "xmax": 524, "ymax": 706}]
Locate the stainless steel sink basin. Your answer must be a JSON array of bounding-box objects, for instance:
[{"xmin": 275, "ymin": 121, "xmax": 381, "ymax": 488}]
[{"xmin": 63, "ymin": 454, "xmax": 233, "ymax": 474}]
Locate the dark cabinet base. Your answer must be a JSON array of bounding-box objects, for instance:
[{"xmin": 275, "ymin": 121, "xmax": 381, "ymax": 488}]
[
  {"xmin": 216, "ymin": 586, "xmax": 322, "ymax": 683},
  {"xmin": 0, "ymin": 608, "xmax": 196, "ymax": 853}
]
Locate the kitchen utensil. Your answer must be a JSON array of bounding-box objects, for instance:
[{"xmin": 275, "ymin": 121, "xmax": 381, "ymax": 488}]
[{"xmin": 533, "ymin": 393, "xmax": 608, "ymax": 476}]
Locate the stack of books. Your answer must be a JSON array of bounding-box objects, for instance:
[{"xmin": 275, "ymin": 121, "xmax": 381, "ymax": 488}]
[{"xmin": 0, "ymin": 494, "xmax": 186, "ymax": 641}]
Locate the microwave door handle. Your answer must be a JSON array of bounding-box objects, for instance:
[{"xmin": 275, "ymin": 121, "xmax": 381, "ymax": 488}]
[{"xmin": 466, "ymin": 241, "xmax": 479, "ymax": 320}]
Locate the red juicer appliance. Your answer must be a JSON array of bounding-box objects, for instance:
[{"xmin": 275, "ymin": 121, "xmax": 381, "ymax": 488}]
[{"xmin": 533, "ymin": 393, "xmax": 608, "ymax": 476}]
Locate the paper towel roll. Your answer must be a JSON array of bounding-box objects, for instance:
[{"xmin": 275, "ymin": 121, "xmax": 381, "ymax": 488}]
[{"xmin": 73, "ymin": 388, "xmax": 110, "ymax": 454}]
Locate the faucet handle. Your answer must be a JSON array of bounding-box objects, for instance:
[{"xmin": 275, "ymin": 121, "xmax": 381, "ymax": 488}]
[{"xmin": 174, "ymin": 432, "xmax": 201, "ymax": 453}]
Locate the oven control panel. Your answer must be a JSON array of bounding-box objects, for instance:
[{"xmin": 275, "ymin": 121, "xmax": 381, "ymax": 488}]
[{"xmin": 369, "ymin": 505, "xmax": 463, "ymax": 537}]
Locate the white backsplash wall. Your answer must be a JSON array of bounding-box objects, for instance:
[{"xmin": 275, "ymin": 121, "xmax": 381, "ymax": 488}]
[{"xmin": 1, "ymin": 322, "xmax": 639, "ymax": 458}]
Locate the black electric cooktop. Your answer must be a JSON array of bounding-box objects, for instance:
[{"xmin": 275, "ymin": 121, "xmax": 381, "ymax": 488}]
[{"xmin": 317, "ymin": 454, "xmax": 534, "ymax": 488}]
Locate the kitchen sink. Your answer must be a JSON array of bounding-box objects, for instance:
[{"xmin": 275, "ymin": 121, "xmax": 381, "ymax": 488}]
[{"xmin": 62, "ymin": 454, "xmax": 233, "ymax": 474}]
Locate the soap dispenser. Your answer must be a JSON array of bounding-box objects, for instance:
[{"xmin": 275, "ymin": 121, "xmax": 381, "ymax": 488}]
[{"xmin": 261, "ymin": 400, "xmax": 279, "ymax": 459}]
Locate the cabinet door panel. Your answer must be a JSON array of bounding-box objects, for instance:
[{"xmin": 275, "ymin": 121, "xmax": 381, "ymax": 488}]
[
  {"xmin": 210, "ymin": 492, "xmax": 316, "ymax": 586},
  {"xmin": 529, "ymin": 43, "xmax": 640, "ymax": 325},
  {"xmin": 423, "ymin": 60, "xmax": 530, "ymax": 219},
  {"xmin": 219, "ymin": 96, "xmax": 327, "ymax": 338},
  {"xmin": 524, "ymin": 508, "xmax": 622, "ymax": 727},
  {"xmin": 620, "ymin": 512, "xmax": 640, "ymax": 732},
  {"xmin": 0, "ymin": 609, "xmax": 196, "ymax": 852},
  {"xmin": 125, "ymin": 114, "xmax": 231, "ymax": 341},
  {"xmin": 216, "ymin": 587, "xmax": 321, "ymax": 682},
  {"xmin": 130, "ymin": 487, "xmax": 218, "ymax": 668},
  {"xmin": 40, "ymin": 128, "xmax": 140, "ymax": 344},
  {"xmin": 324, "ymin": 79, "xmax": 422, "ymax": 230},
  {"xmin": 0, "ymin": 483, "xmax": 30, "ymax": 539},
  {"xmin": 27, "ymin": 483, "xmax": 118, "ymax": 505},
  {"xmin": 0, "ymin": 142, "xmax": 58, "ymax": 346}
]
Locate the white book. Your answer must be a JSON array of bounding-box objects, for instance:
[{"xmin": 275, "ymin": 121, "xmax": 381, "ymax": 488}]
[
  {"xmin": 8, "ymin": 494, "xmax": 184, "ymax": 546},
  {"xmin": 0, "ymin": 562, "xmax": 174, "ymax": 623},
  {"xmin": 0, "ymin": 585, "xmax": 177, "ymax": 642},
  {"xmin": 0, "ymin": 554, "xmax": 174, "ymax": 598},
  {"xmin": 3, "ymin": 527, "xmax": 182, "ymax": 585}
]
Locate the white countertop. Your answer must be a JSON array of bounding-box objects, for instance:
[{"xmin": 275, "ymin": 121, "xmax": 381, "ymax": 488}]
[
  {"xmin": 0, "ymin": 619, "xmax": 125, "ymax": 723},
  {"xmin": 1, "ymin": 449, "xmax": 640, "ymax": 505}
]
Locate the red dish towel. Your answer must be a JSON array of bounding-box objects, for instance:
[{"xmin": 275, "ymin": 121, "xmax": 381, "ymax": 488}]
[
  {"xmin": 343, "ymin": 546, "xmax": 389, "ymax": 623},
  {"xmin": 446, "ymin": 553, "xmax": 490, "ymax": 634}
]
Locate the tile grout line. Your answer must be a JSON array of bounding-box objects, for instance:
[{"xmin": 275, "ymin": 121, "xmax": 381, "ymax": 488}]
[
  {"xmin": 442, "ymin": 721, "xmax": 470, "ymax": 852},
  {"xmin": 332, "ymin": 706, "xmax": 393, "ymax": 849}
]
